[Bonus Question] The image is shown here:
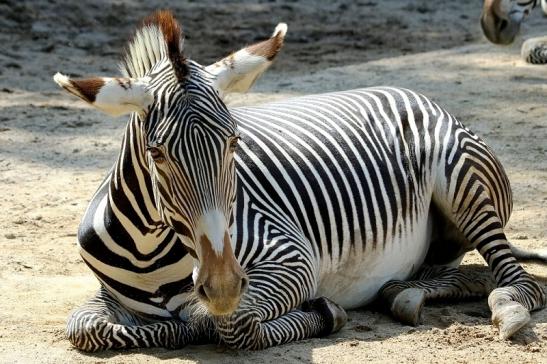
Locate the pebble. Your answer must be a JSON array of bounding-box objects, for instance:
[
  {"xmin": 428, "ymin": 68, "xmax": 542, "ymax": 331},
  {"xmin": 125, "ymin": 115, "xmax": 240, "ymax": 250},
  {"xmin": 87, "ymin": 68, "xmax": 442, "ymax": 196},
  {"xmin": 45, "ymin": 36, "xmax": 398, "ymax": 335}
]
[
  {"xmin": 5, "ymin": 233, "xmax": 16, "ymax": 239},
  {"xmin": 352, "ymin": 324, "xmax": 373, "ymax": 332}
]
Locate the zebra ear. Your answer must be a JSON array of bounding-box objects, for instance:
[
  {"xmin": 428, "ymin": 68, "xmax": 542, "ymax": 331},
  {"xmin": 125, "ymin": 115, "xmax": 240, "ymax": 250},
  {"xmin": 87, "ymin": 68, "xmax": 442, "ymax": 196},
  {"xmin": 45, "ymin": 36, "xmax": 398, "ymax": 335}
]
[
  {"xmin": 53, "ymin": 73, "xmax": 153, "ymax": 117},
  {"xmin": 206, "ymin": 23, "xmax": 287, "ymax": 98}
]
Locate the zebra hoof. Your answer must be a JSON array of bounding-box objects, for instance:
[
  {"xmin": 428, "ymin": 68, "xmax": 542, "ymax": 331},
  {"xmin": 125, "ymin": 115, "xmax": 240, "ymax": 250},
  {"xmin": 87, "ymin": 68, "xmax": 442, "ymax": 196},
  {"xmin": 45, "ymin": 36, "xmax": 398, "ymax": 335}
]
[
  {"xmin": 491, "ymin": 301, "xmax": 530, "ymax": 340},
  {"xmin": 390, "ymin": 288, "xmax": 425, "ymax": 326},
  {"xmin": 302, "ymin": 297, "xmax": 347, "ymax": 336}
]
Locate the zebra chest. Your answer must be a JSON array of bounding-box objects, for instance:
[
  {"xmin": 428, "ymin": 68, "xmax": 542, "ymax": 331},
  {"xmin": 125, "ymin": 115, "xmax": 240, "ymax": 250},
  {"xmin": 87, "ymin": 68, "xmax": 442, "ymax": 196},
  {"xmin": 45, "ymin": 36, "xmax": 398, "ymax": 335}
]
[{"xmin": 316, "ymin": 210, "xmax": 434, "ymax": 309}]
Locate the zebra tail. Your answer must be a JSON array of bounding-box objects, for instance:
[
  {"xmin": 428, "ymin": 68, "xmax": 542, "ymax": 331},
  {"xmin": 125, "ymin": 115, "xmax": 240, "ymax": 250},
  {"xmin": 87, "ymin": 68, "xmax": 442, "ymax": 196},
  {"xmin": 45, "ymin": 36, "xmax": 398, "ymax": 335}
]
[{"xmin": 509, "ymin": 242, "xmax": 547, "ymax": 264}]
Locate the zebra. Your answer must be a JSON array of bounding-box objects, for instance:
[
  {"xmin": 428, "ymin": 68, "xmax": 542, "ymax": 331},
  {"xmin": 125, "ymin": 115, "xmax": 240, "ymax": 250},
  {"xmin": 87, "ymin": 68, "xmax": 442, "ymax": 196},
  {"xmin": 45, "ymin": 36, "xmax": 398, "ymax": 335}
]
[
  {"xmin": 53, "ymin": 10, "xmax": 546, "ymax": 352},
  {"xmin": 481, "ymin": 0, "xmax": 547, "ymax": 63}
]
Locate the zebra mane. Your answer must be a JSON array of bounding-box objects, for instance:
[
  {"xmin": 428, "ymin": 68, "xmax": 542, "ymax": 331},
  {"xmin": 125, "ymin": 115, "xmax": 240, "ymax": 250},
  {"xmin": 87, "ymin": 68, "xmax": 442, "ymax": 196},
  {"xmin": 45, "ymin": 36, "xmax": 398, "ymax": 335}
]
[{"xmin": 120, "ymin": 10, "xmax": 188, "ymax": 81}]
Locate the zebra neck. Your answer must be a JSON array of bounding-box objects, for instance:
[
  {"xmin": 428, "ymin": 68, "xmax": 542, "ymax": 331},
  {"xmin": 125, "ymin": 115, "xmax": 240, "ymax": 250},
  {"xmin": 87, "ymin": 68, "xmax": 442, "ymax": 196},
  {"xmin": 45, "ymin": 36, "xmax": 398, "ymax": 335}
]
[{"xmin": 105, "ymin": 117, "xmax": 171, "ymax": 255}]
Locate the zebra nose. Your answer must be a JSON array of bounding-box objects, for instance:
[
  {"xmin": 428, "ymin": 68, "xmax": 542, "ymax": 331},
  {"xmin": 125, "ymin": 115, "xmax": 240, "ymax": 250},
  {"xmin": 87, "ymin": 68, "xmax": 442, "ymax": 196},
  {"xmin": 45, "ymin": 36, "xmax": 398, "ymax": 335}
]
[
  {"xmin": 196, "ymin": 283, "xmax": 209, "ymax": 302},
  {"xmin": 196, "ymin": 276, "xmax": 249, "ymax": 302},
  {"xmin": 240, "ymin": 275, "xmax": 249, "ymax": 293},
  {"xmin": 195, "ymin": 272, "xmax": 249, "ymax": 316}
]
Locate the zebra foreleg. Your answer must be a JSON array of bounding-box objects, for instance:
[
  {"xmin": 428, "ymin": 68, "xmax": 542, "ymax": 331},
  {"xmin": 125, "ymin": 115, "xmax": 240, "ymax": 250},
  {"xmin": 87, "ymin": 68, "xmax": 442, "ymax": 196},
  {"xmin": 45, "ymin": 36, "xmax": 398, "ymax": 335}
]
[
  {"xmin": 67, "ymin": 288, "xmax": 210, "ymax": 352},
  {"xmin": 379, "ymin": 266, "xmax": 494, "ymax": 326},
  {"xmin": 214, "ymin": 262, "xmax": 347, "ymax": 350},
  {"xmin": 215, "ymin": 300, "xmax": 346, "ymax": 350}
]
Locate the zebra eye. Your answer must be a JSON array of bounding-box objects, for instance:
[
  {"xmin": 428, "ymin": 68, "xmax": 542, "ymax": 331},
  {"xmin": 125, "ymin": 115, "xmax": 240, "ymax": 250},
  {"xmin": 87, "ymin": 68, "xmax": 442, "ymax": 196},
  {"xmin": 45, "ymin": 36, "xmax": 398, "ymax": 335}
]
[
  {"xmin": 147, "ymin": 146, "xmax": 165, "ymax": 163},
  {"xmin": 229, "ymin": 136, "xmax": 240, "ymax": 152}
]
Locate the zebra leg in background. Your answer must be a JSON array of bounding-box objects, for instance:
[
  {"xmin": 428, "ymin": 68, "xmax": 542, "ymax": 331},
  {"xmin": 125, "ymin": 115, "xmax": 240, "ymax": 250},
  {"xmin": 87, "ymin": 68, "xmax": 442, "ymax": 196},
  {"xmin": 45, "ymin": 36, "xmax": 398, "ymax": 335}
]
[
  {"xmin": 379, "ymin": 266, "xmax": 495, "ymax": 326},
  {"xmin": 67, "ymin": 288, "xmax": 214, "ymax": 352},
  {"xmin": 521, "ymin": 36, "xmax": 547, "ymax": 64},
  {"xmin": 214, "ymin": 261, "xmax": 347, "ymax": 350}
]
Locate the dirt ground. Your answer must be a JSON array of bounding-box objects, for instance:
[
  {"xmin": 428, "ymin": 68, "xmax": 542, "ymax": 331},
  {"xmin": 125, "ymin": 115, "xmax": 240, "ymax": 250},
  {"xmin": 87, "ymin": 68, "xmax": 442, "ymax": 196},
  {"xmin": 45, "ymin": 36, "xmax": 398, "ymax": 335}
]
[{"xmin": 0, "ymin": 1, "xmax": 546, "ymax": 363}]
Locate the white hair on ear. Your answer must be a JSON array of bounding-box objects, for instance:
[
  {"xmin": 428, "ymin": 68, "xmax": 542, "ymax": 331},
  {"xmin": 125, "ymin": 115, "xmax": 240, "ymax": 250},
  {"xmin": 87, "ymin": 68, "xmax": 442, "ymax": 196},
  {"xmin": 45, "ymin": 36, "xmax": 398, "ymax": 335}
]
[
  {"xmin": 205, "ymin": 22, "xmax": 288, "ymax": 98},
  {"xmin": 53, "ymin": 73, "xmax": 153, "ymax": 117},
  {"xmin": 272, "ymin": 23, "xmax": 287, "ymax": 38}
]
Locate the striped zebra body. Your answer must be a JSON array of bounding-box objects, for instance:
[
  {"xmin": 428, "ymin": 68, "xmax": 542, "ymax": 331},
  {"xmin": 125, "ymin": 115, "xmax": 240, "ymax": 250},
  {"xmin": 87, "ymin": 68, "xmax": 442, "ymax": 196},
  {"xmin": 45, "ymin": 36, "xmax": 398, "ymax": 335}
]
[
  {"xmin": 77, "ymin": 87, "xmax": 436, "ymax": 317},
  {"xmin": 56, "ymin": 11, "xmax": 546, "ymax": 352},
  {"xmin": 79, "ymin": 86, "xmax": 503, "ymax": 318},
  {"xmin": 232, "ymin": 88, "xmax": 476, "ymax": 310}
]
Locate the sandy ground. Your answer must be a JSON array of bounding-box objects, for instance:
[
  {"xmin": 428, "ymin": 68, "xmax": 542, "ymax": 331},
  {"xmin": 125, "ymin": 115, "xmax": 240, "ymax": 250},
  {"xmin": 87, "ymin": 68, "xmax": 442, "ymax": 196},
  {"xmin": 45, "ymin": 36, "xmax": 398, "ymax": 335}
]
[{"xmin": 0, "ymin": 1, "xmax": 546, "ymax": 363}]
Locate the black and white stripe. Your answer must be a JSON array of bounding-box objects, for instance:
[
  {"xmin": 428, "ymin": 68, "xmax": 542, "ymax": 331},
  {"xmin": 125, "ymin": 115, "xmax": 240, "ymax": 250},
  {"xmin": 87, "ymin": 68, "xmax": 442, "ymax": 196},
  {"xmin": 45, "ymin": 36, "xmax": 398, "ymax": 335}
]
[{"xmin": 66, "ymin": 15, "xmax": 546, "ymax": 352}]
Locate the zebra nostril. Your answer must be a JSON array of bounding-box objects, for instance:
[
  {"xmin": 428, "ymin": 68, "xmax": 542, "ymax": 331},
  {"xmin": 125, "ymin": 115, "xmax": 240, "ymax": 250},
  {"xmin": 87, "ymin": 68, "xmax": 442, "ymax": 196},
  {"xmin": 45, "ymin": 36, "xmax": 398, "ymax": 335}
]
[
  {"xmin": 196, "ymin": 284, "xmax": 209, "ymax": 302},
  {"xmin": 240, "ymin": 276, "xmax": 249, "ymax": 294},
  {"xmin": 499, "ymin": 19, "xmax": 508, "ymax": 32}
]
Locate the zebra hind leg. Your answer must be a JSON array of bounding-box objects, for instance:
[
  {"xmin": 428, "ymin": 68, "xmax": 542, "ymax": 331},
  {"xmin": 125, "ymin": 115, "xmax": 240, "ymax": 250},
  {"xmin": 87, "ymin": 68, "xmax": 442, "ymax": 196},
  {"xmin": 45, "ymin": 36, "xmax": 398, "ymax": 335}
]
[
  {"xmin": 442, "ymin": 187, "xmax": 546, "ymax": 339},
  {"xmin": 477, "ymin": 234, "xmax": 546, "ymax": 339},
  {"xmin": 67, "ymin": 288, "xmax": 205, "ymax": 352},
  {"xmin": 379, "ymin": 265, "xmax": 494, "ymax": 326}
]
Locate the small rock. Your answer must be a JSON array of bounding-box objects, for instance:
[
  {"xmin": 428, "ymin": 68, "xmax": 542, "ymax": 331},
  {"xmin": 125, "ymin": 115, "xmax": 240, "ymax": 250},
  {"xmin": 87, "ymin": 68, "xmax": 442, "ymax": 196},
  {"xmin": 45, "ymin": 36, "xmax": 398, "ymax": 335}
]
[
  {"xmin": 40, "ymin": 44, "xmax": 55, "ymax": 53},
  {"xmin": 352, "ymin": 324, "xmax": 373, "ymax": 332},
  {"xmin": 5, "ymin": 233, "xmax": 16, "ymax": 239},
  {"xmin": 514, "ymin": 234, "xmax": 528, "ymax": 240},
  {"xmin": 5, "ymin": 62, "xmax": 21, "ymax": 69}
]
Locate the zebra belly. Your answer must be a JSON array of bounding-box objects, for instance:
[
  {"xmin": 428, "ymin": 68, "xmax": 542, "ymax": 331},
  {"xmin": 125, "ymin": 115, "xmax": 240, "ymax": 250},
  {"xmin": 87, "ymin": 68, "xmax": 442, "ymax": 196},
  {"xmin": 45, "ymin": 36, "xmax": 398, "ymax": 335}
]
[{"xmin": 316, "ymin": 212, "xmax": 433, "ymax": 309}]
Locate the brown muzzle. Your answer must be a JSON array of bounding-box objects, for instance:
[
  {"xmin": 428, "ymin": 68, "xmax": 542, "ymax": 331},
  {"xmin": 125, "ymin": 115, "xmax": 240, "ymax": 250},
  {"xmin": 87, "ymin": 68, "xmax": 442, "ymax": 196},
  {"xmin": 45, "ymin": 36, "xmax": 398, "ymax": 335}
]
[{"xmin": 194, "ymin": 232, "xmax": 248, "ymax": 316}]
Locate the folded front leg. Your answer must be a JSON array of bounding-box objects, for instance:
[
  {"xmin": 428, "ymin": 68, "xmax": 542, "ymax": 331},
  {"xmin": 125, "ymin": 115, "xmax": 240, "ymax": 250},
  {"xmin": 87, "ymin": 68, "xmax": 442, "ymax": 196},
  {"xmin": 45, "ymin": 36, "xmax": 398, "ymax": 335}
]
[
  {"xmin": 67, "ymin": 288, "xmax": 215, "ymax": 352},
  {"xmin": 213, "ymin": 261, "xmax": 347, "ymax": 350}
]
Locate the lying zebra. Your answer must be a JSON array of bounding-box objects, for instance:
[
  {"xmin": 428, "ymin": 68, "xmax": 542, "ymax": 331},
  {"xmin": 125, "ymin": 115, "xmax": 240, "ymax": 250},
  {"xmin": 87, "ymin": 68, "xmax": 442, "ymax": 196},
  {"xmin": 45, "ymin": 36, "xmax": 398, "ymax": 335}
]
[
  {"xmin": 481, "ymin": 0, "xmax": 547, "ymax": 63},
  {"xmin": 54, "ymin": 10, "xmax": 546, "ymax": 351}
]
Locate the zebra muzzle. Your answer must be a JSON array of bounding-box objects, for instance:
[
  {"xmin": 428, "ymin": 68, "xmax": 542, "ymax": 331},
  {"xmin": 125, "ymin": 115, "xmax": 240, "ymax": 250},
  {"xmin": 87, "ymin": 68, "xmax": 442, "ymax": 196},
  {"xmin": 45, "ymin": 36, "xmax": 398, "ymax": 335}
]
[{"xmin": 194, "ymin": 233, "xmax": 249, "ymax": 316}]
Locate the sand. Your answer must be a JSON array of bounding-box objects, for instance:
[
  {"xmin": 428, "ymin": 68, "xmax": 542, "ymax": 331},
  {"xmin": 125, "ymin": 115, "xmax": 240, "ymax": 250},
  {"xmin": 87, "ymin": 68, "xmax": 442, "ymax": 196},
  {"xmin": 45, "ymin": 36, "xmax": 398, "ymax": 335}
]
[{"xmin": 0, "ymin": 1, "xmax": 546, "ymax": 363}]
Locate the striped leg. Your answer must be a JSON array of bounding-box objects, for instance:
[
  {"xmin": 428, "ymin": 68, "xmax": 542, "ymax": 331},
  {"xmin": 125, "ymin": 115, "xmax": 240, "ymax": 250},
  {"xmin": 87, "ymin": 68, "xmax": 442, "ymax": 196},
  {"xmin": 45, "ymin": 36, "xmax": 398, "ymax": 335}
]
[
  {"xmin": 213, "ymin": 261, "xmax": 347, "ymax": 350},
  {"xmin": 67, "ymin": 288, "xmax": 214, "ymax": 352},
  {"xmin": 447, "ymin": 191, "xmax": 545, "ymax": 339},
  {"xmin": 379, "ymin": 265, "xmax": 494, "ymax": 326},
  {"xmin": 521, "ymin": 36, "xmax": 547, "ymax": 64},
  {"xmin": 476, "ymin": 229, "xmax": 546, "ymax": 339}
]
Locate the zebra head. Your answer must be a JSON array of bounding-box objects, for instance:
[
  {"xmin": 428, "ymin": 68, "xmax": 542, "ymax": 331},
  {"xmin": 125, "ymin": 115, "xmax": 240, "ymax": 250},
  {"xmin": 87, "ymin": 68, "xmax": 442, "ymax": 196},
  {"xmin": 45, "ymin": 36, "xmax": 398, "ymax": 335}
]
[
  {"xmin": 53, "ymin": 10, "xmax": 287, "ymax": 316},
  {"xmin": 481, "ymin": 0, "xmax": 538, "ymax": 44}
]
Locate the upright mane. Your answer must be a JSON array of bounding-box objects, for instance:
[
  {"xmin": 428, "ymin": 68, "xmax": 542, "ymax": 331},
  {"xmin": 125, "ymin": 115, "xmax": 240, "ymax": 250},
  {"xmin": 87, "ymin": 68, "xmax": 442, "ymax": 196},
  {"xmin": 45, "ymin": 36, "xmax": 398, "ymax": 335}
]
[{"xmin": 120, "ymin": 10, "xmax": 188, "ymax": 81}]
